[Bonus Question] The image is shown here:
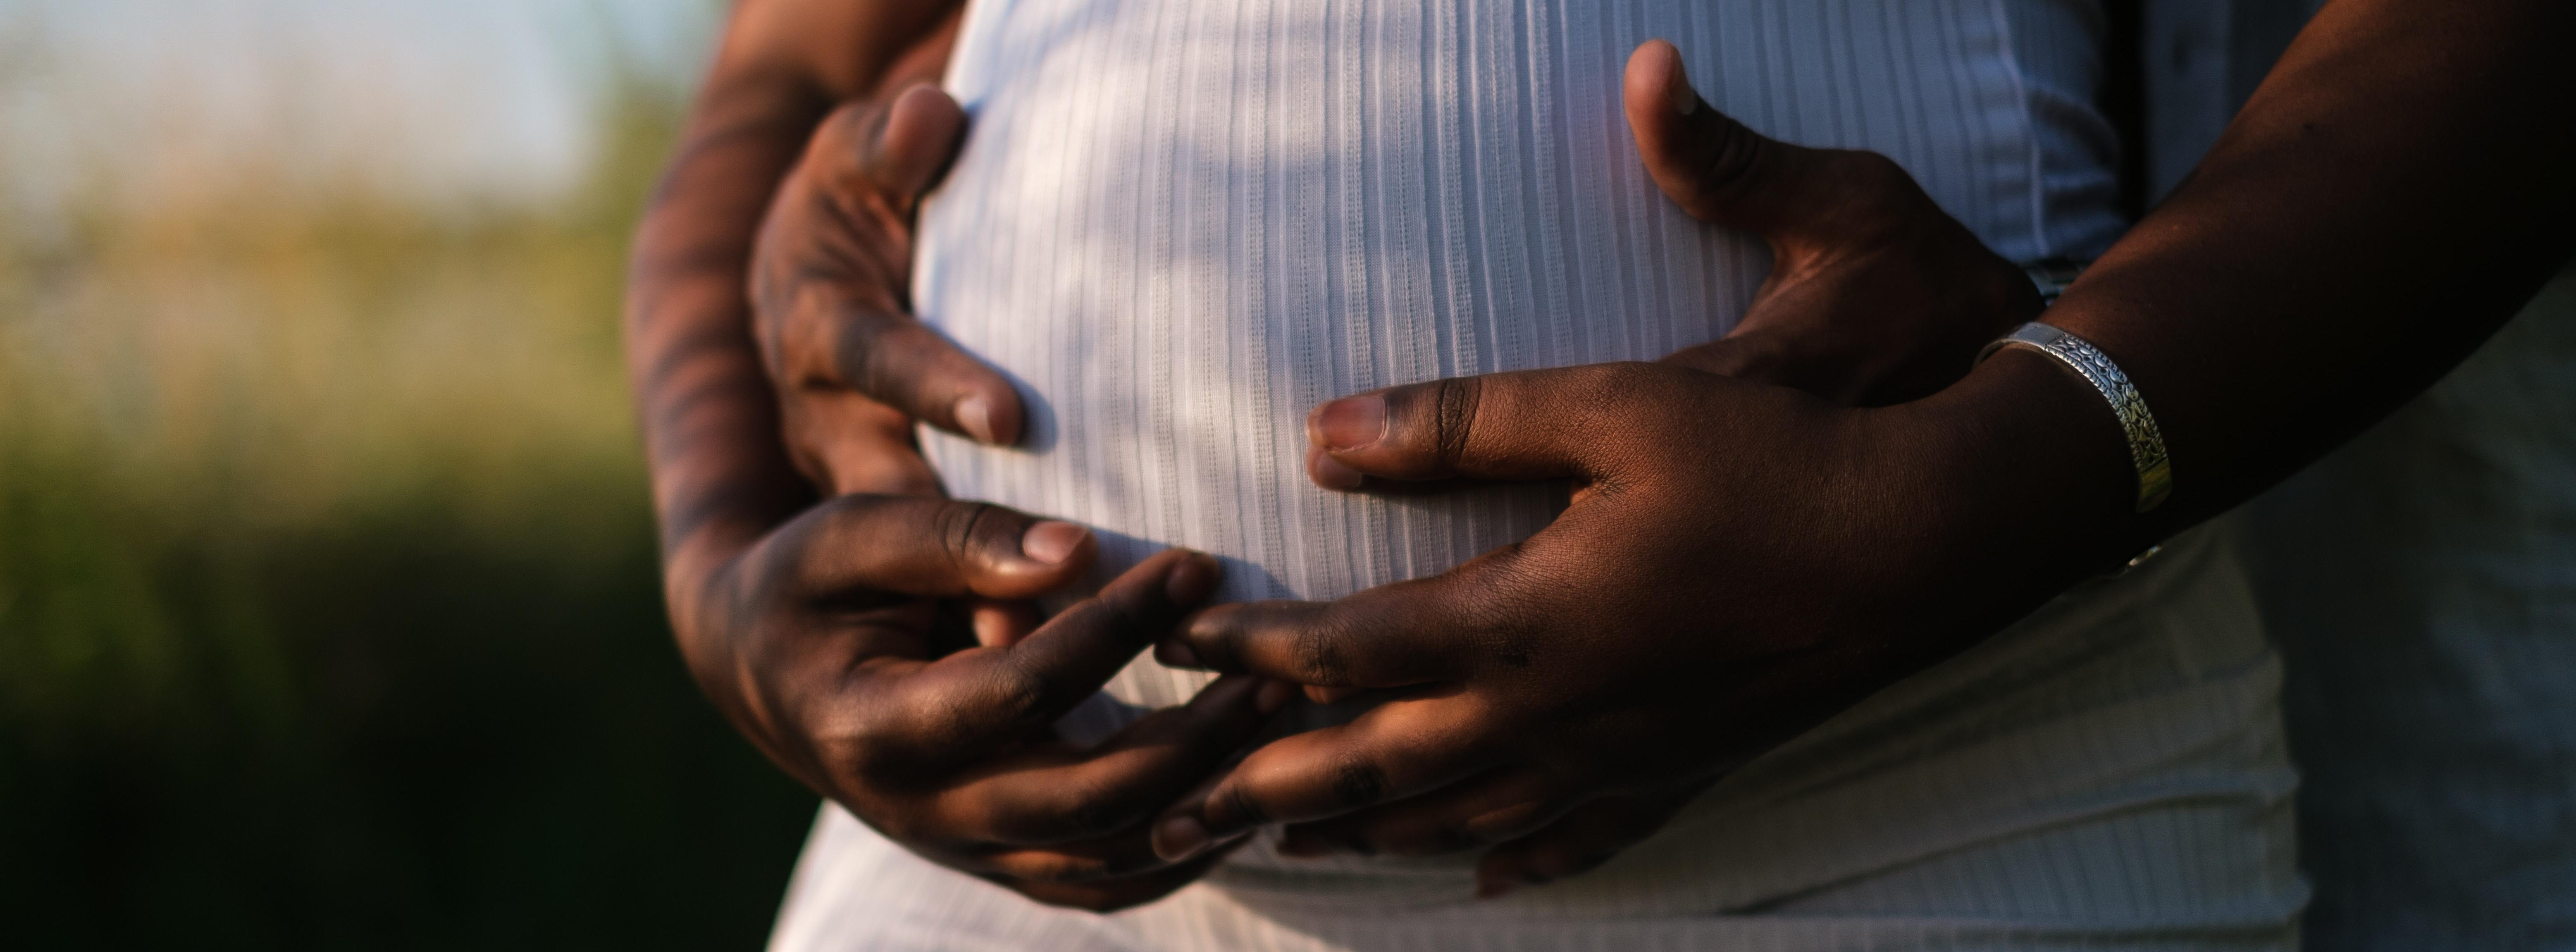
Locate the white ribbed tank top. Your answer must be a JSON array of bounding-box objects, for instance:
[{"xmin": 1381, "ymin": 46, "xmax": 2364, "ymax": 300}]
[
  {"xmin": 787, "ymin": 0, "xmax": 2304, "ymax": 941},
  {"xmin": 916, "ymin": 0, "xmax": 2123, "ymax": 711}
]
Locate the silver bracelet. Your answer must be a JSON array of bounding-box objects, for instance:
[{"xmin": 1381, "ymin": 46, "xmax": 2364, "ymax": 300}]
[{"xmin": 1977, "ymin": 323, "xmax": 2174, "ymax": 513}]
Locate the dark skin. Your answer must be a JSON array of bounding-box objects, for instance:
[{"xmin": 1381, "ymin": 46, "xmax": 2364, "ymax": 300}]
[
  {"xmin": 633, "ymin": 0, "xmax": 2574, "ymax": 909},
  {"xmin": 1149, "ymin": 5, "xmax": 2576, "ymax": 896},
  {"xmin": 625, "ymin": 0, "xmax": 1289, "ymax": 911}
]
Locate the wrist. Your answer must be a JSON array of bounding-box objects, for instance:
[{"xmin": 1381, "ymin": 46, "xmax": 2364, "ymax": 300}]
[{"xmin": 1890, "ymin": 348, "xmax": 2154, "ymax": 587}]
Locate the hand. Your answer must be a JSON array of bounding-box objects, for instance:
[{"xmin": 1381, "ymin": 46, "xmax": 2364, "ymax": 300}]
[
  {"xmin": 751, "ymin": 80, "xmax": 1030, "ymax": 495},
  {"xmin": 1151, "ymin": 355, "xmax": 2132, "ymax": 897},
  {"xmin": 1140, "ymin": 41, "xmax": 2132, "ymax": 899},
  {"xmin": 629, "ymin": 3, "xmax": 1289, "ymax": 910},
  {"xmin": 1622, "ymin": 39, "xmax": 2041, "ymax": 406},
  {"xmin": 681, "ymin": 497, "xmax": 1290, "ymax": 910}
]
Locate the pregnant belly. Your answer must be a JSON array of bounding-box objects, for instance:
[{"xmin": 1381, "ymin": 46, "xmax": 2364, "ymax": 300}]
[
  {"xmin": 909, "ymin": 0, "xmax": 2069, "ymax": 710},
  {"xmin": 911, "ymin": 0, "xmax": 1764, "ymax": 709}
]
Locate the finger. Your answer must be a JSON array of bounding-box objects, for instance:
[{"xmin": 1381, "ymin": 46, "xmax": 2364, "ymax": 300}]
[
  {"xmin": 978, "ymin": 828, "xmax": 1251, "ymax": 886},
  {"xmin": 1305, "ymin": 363, "xmax": 1684, "ymax": 490},
  {"xmin": 983, "ymin": 844, "xmax": 1243, "ymax": 914},
  {"xmin": 1157, "ymin": 575, "xmax": 1490, "ymax": 688},
  {"xmin": 810, "ymin": 83, "xmax": 966, "ymax": 208},
  {"xmin": 778, "ymin": 495, "xmax": 1097, "ymax": 602},
  {"xmin": 780, "ymin": 291, "xmax": 1028, "ymax": 446},
  {"xmin": 1278, "ymin": 766, "xmax": 1567, "ymax": 859},
  {"xmin": 1473, "ymin": 785, "xmax": 1704, "ymax": 898},
  {"xmin": 870, "ymin": 84, "xmax": 967, "ymax": 198},
  {"xmin": 1150, "ymin": 693, "xmax": 1504, "ymax": 861},
  {"xmin": 885, "ymin": 549, "xmax": 1223, "ymax": 754},
  {"xmin": 968, "ymin": 598, "xmax": 1043, "ymax": 648},
  {"xmin": 788, "ymin": 89, "xmax": 1023, "ymax": 445},
  {"xmin": 1622, "ymin": 39, "xmax": 1885, "ymax": 240},
  {"xmin": 935, "ymin": 674, "xmax": 1289, "ymax": 845},
  {"xmin": 777, "ymin": 388, "xmax": 945, "ymax": 496}
]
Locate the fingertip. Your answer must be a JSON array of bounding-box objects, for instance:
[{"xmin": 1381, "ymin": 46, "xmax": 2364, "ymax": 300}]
[
  {"xmin": 1307, "ymin": 445, "xmax": 1365, "ymax": 491},
  {"xmin": 1155, "ymin": 638, "xmax": 1204, "ymax": 670},
  {"xmin": 955, "ymin": 394, "xmax": 997, "ymax": 444},
  {"xmin": 1151, "ymin": 814, "xmax": 1212, "ymax": 863},
  {"xmin": 1312, "ymin": 394, "xmax": 1387, "ymax": 451},
  {"xmin": 1019, "ymin": 520, "xmax": 1092, "ymax": 565},
  {"xmin": 1163, "ymin": 551, "xmax": 1222, "ymax": 606},
  {"xmin": 1624, "ymin": 40, "xmax": 1691, "ymax": 117},
  {"xmin": 881, "ymin": 83, "xmax": 967, "ymax": 193}
]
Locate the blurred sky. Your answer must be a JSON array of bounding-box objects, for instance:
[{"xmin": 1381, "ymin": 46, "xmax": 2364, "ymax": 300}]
[{"xmin": 0, "ymin": 0, "xmax": 719, "ymax": 230}]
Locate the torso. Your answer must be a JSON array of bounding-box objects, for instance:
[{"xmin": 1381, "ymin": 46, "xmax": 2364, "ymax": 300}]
[{"xmin": 830, "ymin": 0, "xmax": 2302, "ymax": 937}]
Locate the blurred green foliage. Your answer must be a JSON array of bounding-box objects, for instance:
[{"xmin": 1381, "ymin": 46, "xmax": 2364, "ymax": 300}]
[{"xmin": 0, "ymin": 86, "xmax": 818, "ymax": 947}]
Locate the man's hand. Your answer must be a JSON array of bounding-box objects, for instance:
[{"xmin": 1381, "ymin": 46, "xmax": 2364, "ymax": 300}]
[
  {"xmin": 1150, "ymin": 358, "xmax": 2107, "ymax": 897},
  {"xmin": 1144, "ymin": 40, "xmax": 2116, "ymax": 899},
  {"xmin": 752, "ymin": 81, "xmax": 1031, "ymax": 495}
]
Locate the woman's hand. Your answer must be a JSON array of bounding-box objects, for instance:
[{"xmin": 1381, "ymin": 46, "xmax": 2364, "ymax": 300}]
[
  {"xmin": 751, "ymin": 80, "xmax": 1031, "ymax": 495},
  {"xmin": 627, "ymin": 1, "xmax": 1281, "ymax": 910}
]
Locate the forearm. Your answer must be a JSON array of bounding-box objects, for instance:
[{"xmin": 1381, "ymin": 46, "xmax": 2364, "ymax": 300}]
[
  {"xmin": 2059, "ymin": 0, "xmax": 2575, "ymax": 531},
  {"xmin": 1892, "ymin": 0, "xmax": 2573, "ymax": 632}
]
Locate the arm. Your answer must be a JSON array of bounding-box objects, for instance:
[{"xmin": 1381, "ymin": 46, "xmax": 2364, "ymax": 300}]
[
  {"xmin": 1147, "ymin": 1, "xmax": 2576, "ymax": 895},
  {"xmin": 624, "ymin": 1, "xmax": 1275, "ymax": 910}
]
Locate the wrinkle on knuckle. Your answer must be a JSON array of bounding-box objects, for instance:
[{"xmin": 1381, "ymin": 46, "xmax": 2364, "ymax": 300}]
[
  {"xmin": 1695, "ymin": 117, "xmax": 1767, "ymax": 200},
  {"xmin": 1219, "ymin": 780, "xmax": 1273, "ymax": 828},
  {"xmin": 1432, "ymin": 377, "xmax": 1481, "ymax": 469},
  {"xmin": 973, "ymin": 663, "xmax": 1055, "ymax": 735},
  {"xmin": 935, "ymin": 501, "xmax": 1001, "ymax": 573},
  {"xmin": 1291, "ymin": 618, "xmax": 1353, "ymax": 685},
  {"xmin": 1328, "ymin": 752, "xmax": 1391, "ymax": 810}
]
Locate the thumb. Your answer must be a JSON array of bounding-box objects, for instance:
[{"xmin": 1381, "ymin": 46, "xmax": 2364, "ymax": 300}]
[
  {"xmin": 1622, "ymin": 39, "xmax": 1875, "ymax": 240},
  {"xmin": 814, "ymin": 83, "xmax": 967, "ymax": 203},
  {"xmin": 1303, "ymin": 363, "xmax": 1680, "ymax": 490}
]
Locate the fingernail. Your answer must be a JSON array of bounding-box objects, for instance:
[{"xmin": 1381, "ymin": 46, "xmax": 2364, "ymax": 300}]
[
  {"xmin": 1157, "ymin": 639, "xmax": 1204, "ymax": 669},
  {"xmin": 1019, "ymin": 520, "xmax": 1088, "ymax": 565},
  {"xmin": 1665, "ymin": 48, "xmax": 1697, "ymax": 116},
  {"xmin": 1255, "ymin": 679, "xmax": 1298, "ymax": 714},
  {"xmin": 1309, "ymin": 446, "xmax": 1365, "ymax": 491},
  {"xmin": 1164, "ymin": 552, "xmax": 1220, "ymax": 604},
  {"xmin": 1152, "ymin": 815, "xmax": 1212, "ymax": 861},
  {"xmin": 955, "ymin": 395, "xmax": 997, "ymax": 444},
  {"xmin": 1313, "ymin": 394, "xmax": 1386, "ymax": 451}
]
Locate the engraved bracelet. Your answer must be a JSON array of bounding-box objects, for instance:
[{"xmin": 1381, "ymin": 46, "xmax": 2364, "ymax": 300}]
[{"xmin": 1977, "ymin": 323, "xmax": 2174, "ymax": 513}]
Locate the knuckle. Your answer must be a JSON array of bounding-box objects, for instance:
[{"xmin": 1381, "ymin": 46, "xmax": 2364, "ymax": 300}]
[
  {"xmin": 1290, "ymin": 617, "xmax": 1354, "ymax": 685},
  {"xmin": 1430, "ymin": 377, "xmax": 1481, "ymax": 469},
  {"xmin": 1327, "ymin": 752, "xmax": 1391, "ymax": 810},
  {"xmin": 1695, "ymin": 116, "xmax": 1767, "ymax": 195},
  {"xmin": 971, "ymin": 663, "xmax": 1056, "ymax": 734},
  {"xmin": 1219, "ymin": 780, "xmax": 1273, "ymax": 828},
  {"xmin": 933, "ymin": 502, "xmax": 1004, "ymax": 571},
  {"xmin": 820, "ymin": 710, "xmax": 908, "ymax": 785}
]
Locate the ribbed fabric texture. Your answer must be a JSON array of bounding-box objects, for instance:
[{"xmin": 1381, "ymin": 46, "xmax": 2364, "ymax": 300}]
[{"xmin": 769, "ymin": 1, "xmax": 2302, "ymax": 947}]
